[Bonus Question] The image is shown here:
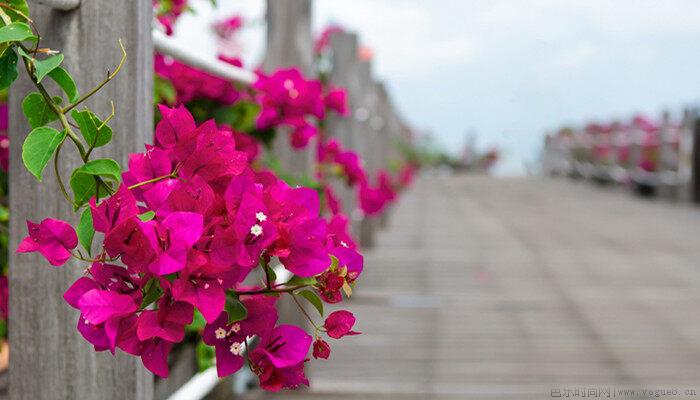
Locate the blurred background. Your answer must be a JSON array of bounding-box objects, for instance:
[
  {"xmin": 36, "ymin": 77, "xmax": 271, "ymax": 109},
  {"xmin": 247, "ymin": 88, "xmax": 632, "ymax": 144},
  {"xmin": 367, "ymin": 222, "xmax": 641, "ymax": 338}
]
[
  {"xmin": 161, "ymin": 1, "xmax": 700, "ymax": 399},
  {"xmin": 176, "ymin": 0, "xmax": 700, "ymax": 176}
]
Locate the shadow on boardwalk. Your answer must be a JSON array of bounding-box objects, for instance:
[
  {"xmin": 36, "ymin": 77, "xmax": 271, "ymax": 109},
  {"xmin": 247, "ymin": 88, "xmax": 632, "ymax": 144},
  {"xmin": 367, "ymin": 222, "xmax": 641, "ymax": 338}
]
[{"xmin": 243, "ymin": 175, "xmax": 700, "ymax": 400}]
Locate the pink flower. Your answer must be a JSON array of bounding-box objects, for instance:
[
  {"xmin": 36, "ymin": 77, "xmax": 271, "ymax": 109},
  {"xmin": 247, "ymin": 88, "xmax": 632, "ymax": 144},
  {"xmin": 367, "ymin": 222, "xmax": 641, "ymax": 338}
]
[
  {"xmin": 316, "ymin": 270, "xmax": 344, "ymax": 304},
  {"xmin": 155, "ymin": 55, "xmax": 241, "ymax": 105},
  {"xmin": 324, "ymin": 310, "xmax": 360, "ymax": 339},
  {"xmin": 154, "ymin": 104, "xmax": 197, "ymax": 148},
  {"xmin": 326, "ymin": 214, "xmax": 356, "ymax": 250},
  {"xmin": 148, "ymin": 211, "xmax": 203, "ymax": 275},
  {"xmin": 17, "ymin": 218, "xmax": 78, "ymax": 266},
  {"xmin": 0, "ymin": 103, "xmax": 7, "ymax": 131},
  {"xmin": 277, "ymin": 218, "xmax": 330, "ymax": 277},
  {"xmin": 312, "ymin": 338, "xmax": 330, "ymax": 359},
  {"xmin": 103, "ymin": 218, "xmax": 157, "ymax": 273},
  {"xmin": 0, "ymin": 135, "xmax": 8, "ymax": 173},
  {"xmin": 324, "ymin": 88, "xmax": 349, "ymax": 116},
  {"xmin": 90, "ymin": 185, "xmax": 140, "ymax": 234},
  {"xmin": 288, "ymin": 119, "xmax": 318, "ymax": 149},
  {"xmin": 0, "ymin": 276, "xmax": 7, "ymax": 320},
  {"xmin": 323, "ymin": 185, "xmax": 342, "ymax": 215},
  {"xmin": 141, "ymin": 337, "xmax": 175, "ymax": 378},
  {"xmin": 202, "ymin": 296, "xmax": 278, "ymax": 377},
  {"xmin": 217, "ymin": 180, "xmax": 279, "ymax": 269},
  {"xmin": 171, "ymin": 260, "xmax": 237, "ymax": 323},
  {"xmin": 314, "ymin": 25, "xmax": 344, "ymax": 55},
  {"xmin": 253, "ymin": 68, "xmax": 325, "ymax": 148},
  {"xmin": 249, "ymin": 325, "xmax": 312, "ymax": 391},
  {"xmin": 122, "ymin": 145, "xmax": 173, "ymax": 201},
  {"xmin": 336, "ymin": 150, "xmax": 367, "ymax": 185},
  {"xmin": 137, "ymin": 295, "xmax": 194, "ymax": 343},
  {"xmin": 378, "ymin": 170, "xmax": 397, "ymax": 202},
  {"xmin": 359, "ymin": 181, "xmax": 387, "ymax": 216},
  {"xmin": 213, "ymin": 15, "xmax": 243, "ymax": 39},
  {"xmin": 78, "ymin": 289, "xmax": 138, "ymax": 325}
]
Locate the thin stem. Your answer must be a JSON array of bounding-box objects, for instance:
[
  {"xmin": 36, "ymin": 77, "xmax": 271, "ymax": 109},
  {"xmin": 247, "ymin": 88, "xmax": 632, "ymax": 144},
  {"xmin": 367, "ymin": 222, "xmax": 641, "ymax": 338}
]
[
  {"xmin": 0, "ymin": 3, "xmax": 31, "ymax": 23},
  {"xmin": 127, "ymin": 173, "xmax": 176, "ymax": 190},
  {"xmin": 235, "ymin": 285, "xmax": 309, "ymax": 296},
  {"xmin": 62, "ymin": 40, "xmax": 126, "ymax": 114},
  {"xmin": 85, "ymin": 101, "xmax": 115, "ymax": 159},
  {"xmin": 53, "ymin": 142, "xmax": 78, "ymax": 208},
  {"xmin": 291, "ymin": 293, "xmax": 323, "ymax": 331}
]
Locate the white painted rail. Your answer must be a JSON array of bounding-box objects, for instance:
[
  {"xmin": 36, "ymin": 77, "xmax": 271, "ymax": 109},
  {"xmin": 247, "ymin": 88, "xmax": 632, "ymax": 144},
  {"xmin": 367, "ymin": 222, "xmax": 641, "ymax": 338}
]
[{"xmin": 153, "ymin": 30, "xmax": 257, "ymax": 85}]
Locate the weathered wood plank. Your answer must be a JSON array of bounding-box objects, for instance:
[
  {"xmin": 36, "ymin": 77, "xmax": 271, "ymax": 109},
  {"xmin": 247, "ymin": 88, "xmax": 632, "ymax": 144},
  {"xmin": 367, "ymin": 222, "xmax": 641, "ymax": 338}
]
[
  {"xmin": 9, "ymin": 1, "xmax": 153, "ymax": 399},
  {"xmin": 263, "ymin": 0, "xmax": 315, "ymax": 178},
  {"xmin": 326, "ymin": 31, "xmax": 361, "ymax": 233}
]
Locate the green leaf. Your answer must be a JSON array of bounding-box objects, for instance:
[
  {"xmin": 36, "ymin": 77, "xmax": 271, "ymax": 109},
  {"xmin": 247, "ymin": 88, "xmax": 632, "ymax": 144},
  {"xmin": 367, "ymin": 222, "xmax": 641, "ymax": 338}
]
[
  {"xmin": 286, "ymin": 275, "xmax": 317, "ymax": 287},
  {"xmin": 154, "ymin": 75, "xmax": 176, "ymax": 105},
  {"xmin": 140, "ymin": 278, "xmax": 163, "ymax": 309},
  {"xmin": 138, "ymin": 211, "xmax": 155, "ymax": 222},
  {"xmin": 225, "ymin": 298, "xmax": 248, "ymax": 324},
  {"xmin": 1, "ymin": 1, "xmax": 30, "ymax": 24},
  {"xmin": 33, "ymin": 53, "xmax": 63, "ymax": 82},
  {"xmin": 77, "ymin": 208, "xmax": 94, "ymax": 256},
  {"xmin": 297, "ymin": 289, "xmax": 324, "ymax": 316},
  {"xmin": 0, "ymin": 48, "xmax": 17, "ymax": 90},
  {"xmin": 69, "ymin": 158, "xmax": 121, "ymax": 207},
  {"xmin": 22, "ymin": 92, "xmax": 58, "ymax": 128},
  {"xmin": 70, "ymin": 109, "xmax": 112, "ymax": 148},
  {"xmin": 265, "ymin": 264, "xmax": 277, "ymax": 284},
  {"xmin": 187, "ymin": 310, "xmax": 207, "ymax": 333},
  {"xmin": 196, "ymin": 341, "xmax": 215, "ymax": 372},
  {"xmin": 21, "ymin": 126, "xmax": 65, "ymax": 181},
  {"xmin": 0, "ymin": 22, "xmax": 35, "ymax": 44},
  {"xmin": 47, "ymin": 66, "xmax": 78, "ymax": 102}
]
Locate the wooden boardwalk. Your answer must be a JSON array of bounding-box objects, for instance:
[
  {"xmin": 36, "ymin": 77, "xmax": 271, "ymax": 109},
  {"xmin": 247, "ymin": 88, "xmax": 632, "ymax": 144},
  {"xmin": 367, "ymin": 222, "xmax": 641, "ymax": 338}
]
[{"xmin": 244, "ymin": 175, "xmax": 700, "ymax": 400}]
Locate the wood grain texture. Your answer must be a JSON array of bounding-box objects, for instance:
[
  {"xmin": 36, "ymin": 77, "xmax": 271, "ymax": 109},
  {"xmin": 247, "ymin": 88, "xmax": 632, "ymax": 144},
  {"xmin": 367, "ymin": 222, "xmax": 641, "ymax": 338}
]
[
  {"xmin": 9, "ymin": 1, "xmax": 153, "ymax": 399},
  {"xmin": 263, "ymin": 0, "xmax": 315, "ymax": 178},
  {"xmin": 247, "ymin": 175, "xmax": 700, "ymax": 399}
]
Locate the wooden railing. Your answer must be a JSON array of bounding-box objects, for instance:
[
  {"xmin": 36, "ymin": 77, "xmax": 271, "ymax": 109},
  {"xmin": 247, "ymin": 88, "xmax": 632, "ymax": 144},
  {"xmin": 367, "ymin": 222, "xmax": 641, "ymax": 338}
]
[
  {"xmin": 7, "ymin": 0, "xmax": 411, "ymax": 399},
  {"xmin": 542, "ymin": 108, "xmax": 700, "ymax": 201}
]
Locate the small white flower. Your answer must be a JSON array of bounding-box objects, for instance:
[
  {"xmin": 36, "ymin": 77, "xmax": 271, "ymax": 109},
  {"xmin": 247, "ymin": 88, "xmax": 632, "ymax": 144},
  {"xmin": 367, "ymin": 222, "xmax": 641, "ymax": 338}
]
[
  {"xmin": 255, "ymin": 212, "xmax": 267, "ymax": 222},
  {"xmin": 215, "ymin": 328, "xmax": 227, "ymax": 339},
  {"xmin": 283, "ymin": 79, "xmax": 294, "ymax": 90},
  {"xmin": 250, "ymin": 224, "xmax": 263, "ymax": 236},
  {"xmin": 229, "ymin": 342, "xmax": 243, "ymax": 355},
  {"xmin": 340, "ymin": 241, "xmax": 349, "ymax": 248},
  {"xmin": 230, "ymin": 323, "xmax": 241, "ymax": 333}
]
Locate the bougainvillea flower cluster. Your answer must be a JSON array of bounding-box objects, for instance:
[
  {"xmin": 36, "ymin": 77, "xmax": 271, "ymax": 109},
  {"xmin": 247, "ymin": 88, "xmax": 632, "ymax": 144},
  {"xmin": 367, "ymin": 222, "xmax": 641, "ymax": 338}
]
[
  {"xmin": 317, "ymin": 138, "xmax": 398, "ymax": 216},
  {"xmin": 19, "ymin": 106, "xmax": 363, "ymax": 389},
  {"xmin": 253, "ymin": 68, "xmax": 348, "ymax": 149},
  {"xmin": 153, "ymin": 0, "xmax": 188, "ymax": 35},
  {"xmin": 155, "ymin": 54, "xmax": 242, "ymax": 106}
]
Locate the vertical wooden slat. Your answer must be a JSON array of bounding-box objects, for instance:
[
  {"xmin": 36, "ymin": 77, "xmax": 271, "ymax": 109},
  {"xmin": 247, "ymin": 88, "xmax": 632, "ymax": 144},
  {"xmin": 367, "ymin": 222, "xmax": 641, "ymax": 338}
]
[
  {"xmin": 356, "ymin": 60, "xmax": 378, "ymax": 248},
  {"xmin": 691, "ymin": 116, "xmax": 700, "ymax": 203},
  {"xmin": 263, "ymin": 0, "xmax": 315, "ymax": 178},
  {"xmin": 9, "ymin": 1, "xmax": 153, "ymax": 399},
  {"xmin": 261, "ymin": 0, "xmax": 313, "ymax": 335},
  {"xmin": 326, "ymin": 31, "xmax": 361, "ymax": 232}
]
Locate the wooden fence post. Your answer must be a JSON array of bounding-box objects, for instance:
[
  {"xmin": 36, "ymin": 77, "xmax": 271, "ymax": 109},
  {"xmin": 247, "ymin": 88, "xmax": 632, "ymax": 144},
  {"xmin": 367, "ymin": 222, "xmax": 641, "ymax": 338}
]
[
  {"xmin": 356, "ymin": 60, "xmax": 378, "ymax": 247},
  {"xmin": 677, "ymin": 109, "xmax": 695, "ymax": 202},
  {"xmin": 263, "ymin": 0, "xmax": 315, "ymax": 178},
  {"xmin": 9, "ymin": 1, "xmax": 154, "ymax": 399},
  {"xmin": 326, "ymin": 31, "xmax": 361, "ymax": 232}
]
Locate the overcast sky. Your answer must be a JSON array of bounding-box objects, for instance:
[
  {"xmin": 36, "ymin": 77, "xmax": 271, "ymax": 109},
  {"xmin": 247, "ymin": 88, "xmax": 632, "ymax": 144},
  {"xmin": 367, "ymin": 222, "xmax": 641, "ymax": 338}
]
[{"xmin": 176, "ymin": 0, "xmax": 700, "ymax": 175}]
